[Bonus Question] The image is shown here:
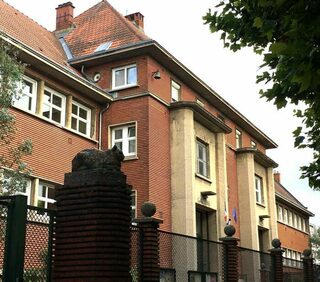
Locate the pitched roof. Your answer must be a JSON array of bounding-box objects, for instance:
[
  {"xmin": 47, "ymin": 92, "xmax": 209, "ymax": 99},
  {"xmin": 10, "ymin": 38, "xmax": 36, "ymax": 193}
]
[
  {"xmin": 0, "ymin": 0, "xmax": 67, "ymax": 65},
  {"xmin": 64, "ymin": 0, "xmax": 150, "ymax": 58},
  {"xmin": 275, "ymin": 180, "xmax": 313, "ymax": 216}
]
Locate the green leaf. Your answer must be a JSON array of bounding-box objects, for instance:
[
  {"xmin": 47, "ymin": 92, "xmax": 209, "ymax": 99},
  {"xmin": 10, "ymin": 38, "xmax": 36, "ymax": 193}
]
[{"xmin": 253, "ymin": 17, "xmax": 263, "ymax": 28}]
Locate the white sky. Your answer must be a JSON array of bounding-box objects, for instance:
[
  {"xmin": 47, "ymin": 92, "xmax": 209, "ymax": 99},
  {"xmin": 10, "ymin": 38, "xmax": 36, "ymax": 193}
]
[{"xmin": 4, "ymin": 0, "xmax": 320, "ymax": 225}]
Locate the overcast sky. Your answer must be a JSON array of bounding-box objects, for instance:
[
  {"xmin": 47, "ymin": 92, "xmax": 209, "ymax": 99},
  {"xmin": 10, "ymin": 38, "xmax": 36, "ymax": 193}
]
[{"xmin": 4, "ymin": 0, "xmax": 319, "ymax": 226}]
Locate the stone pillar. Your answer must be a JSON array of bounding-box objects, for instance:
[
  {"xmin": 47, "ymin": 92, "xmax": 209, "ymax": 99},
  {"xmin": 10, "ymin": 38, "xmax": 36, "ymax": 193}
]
[
  {"xmin": 219, "ymin": 225, "xmax": 239, "ymax": 282},
  {"xmin": 52, "ymin": 146, "xmax": 132, "ymax": 282},
  {"xmin": 302, "ymin": 249, "xmax": 314, "ymax": 282},
  {"xmin": 135, "ymin": 202, "xmax": 163, "ymax": 282},
  {"xmin": 269, "ymin": 238, "xmax": 283, "ymax": 282}
]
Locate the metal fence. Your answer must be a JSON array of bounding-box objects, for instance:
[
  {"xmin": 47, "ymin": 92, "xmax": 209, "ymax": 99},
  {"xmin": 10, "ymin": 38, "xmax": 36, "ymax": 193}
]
[
  {"xmin": 158, "ymin": 230, "xmax": 224, "ymax": 282},
  {"xmin": 0, "ymin": 195, "xmax": 55, "ymax": 281},
  {"xmin": 315, "ymin": 264, "xmax": 320, "ymax": 282}
]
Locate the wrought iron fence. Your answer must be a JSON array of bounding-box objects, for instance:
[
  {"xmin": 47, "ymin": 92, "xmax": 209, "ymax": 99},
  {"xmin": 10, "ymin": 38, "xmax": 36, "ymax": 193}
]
[
  {"xmin": 315, "ymin": 264, "xmax": 320, "ymax": 282},
  {"xmin": 131, "ymin": 226, "xmax": 140, "ymax": 282},
  {"xmin": 238, "ymin": 246, "xmax": 273, "ymax": 282},
  {"xmin": 283, "ymin": 257, "xmax": 304, "ymax": 282},
  {"xmin": 0, "ymin": 196, "xmax": 55, "ymax": 282},
  {"xmin": 158, "ymin": 230, "xmax": 224, "ymax": 282}
]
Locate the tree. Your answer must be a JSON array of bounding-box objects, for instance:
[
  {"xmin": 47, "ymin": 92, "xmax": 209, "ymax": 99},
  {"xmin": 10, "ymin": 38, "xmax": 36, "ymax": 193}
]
[
  {"xmin": 0, "ymin": 37, "xmax": 32, "ymax": 194},
  {"xmin": 203, "ymin": 0, "xmax": 320, "ymax": 189},
  {"xmin": 310, "ymin": 226, "xmax": 320, "ymax": 261}
]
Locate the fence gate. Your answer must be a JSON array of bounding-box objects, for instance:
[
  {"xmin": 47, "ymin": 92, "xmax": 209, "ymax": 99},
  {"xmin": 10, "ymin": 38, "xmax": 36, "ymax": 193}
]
[{"xmin": 0, "ymin": 195, "xmax": 55, "ymax": 281}]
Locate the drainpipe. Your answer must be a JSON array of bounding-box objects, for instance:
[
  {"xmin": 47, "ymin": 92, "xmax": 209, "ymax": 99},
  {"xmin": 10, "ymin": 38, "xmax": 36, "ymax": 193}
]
[{"xmin": 99, "ymin": 103, "xmax": 110, "ymax": 150}]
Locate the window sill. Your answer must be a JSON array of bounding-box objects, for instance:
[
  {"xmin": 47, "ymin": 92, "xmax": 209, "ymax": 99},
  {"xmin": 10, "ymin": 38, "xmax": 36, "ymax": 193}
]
[
  {"xmin": 256, "ymin": 203, "xmax": 266, "ymax": 208},
  {"xmin": 124, "ymin": 155, "xmax": 139, "ymax": 161},
  {"xmin": 109, "ymin": 84, "xmax": 139, "ymax": 92},
  {"xmin": 195, "ymin": 173, "xmax": 212, "ymax": 184}
]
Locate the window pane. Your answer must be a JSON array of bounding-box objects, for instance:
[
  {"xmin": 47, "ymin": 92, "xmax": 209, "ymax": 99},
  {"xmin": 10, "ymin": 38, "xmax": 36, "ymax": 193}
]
[
  {"xmin": 52, "ymin": 108, "xmax": 61, "ymax": 123},
  {"xmin": 37, "ymin": 200, "xmax": 45, "ymax": 208},
  {"xmin": 44, "ymin": 91, "xmax": 51, "ymax": 103},
  {"xmin": 38, "ymin": 185, "xmax": 46, "ymax": 197},
  {"xmin": 42, "ymin": 104, "xmax": 50, "ymax": 118},
  {"xmin": 115, "ymin": 69, "xmax": 125, "ymax": 87},
  {"xmin": 115, "ymin": 142, "xmax": 122, "ymax": 151},
  {"xmin": 128, "ymin": 126, "xmax": 136, "ymax": 137},
  {"xmin": 79, "ymin": 108, "xmax": 87, "ymax": 119},
  {"xmin": 48, "ymin": 187, "xmax": 55, "ymax": 199},
  {"xmin": 52, "ymin": 94, "xmax": 62, "ymax": 107},
  {"xmin": 72, "ymin": 104, "xmax": 78, "ymax": 115},
  {"xmin": 114, "ymin": 129, "xmax": 122, "ymax": 140},
  {"xmin": 129, "ymin": 140, "xmax": 136, "ymax": 153},
  {"xmin": 127, "ymin": 66, "xmax": 137, "ymax": 85},
  {"xmin": 71, "ymin": 117, "xmax": 77, "ymax": 130},
  {"xmin": 79, "ymin": 120, "xmax": 87, "ymax": 134}
]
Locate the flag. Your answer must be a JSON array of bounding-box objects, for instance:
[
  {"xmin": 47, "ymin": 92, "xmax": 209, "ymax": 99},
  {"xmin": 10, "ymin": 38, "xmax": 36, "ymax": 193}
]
[
  {"xmin": 224, "ymin": 202, "xmax": 228, "ymax": 223},
  {"xmin": 232, "ymin": 207, "xmax": 237, "ymax": 224}
]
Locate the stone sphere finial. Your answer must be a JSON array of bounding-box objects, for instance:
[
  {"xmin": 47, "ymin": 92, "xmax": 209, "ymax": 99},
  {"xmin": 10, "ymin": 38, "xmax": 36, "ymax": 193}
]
[
  {"xmin": 303, "ymin": 249, "xmax": 312, "ymax": 257},
  {"xmin": 272, "ymin": 238, "xmax": 281, "ymax": 248},
  {"xmin": 224, "ymin": 225, "xmax": 236, "ymax": 237},
  {"xmin": 141, "ymin": 202, "xmax": 156, "ymax": 217}
]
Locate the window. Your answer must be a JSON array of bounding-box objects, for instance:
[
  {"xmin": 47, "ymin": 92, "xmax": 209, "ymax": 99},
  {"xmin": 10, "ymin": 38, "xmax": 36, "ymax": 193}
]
[
  {"xmin": 196, "ymin": 98, "xmax": 204, "ymax": 108},
  {"xmin": 235, "ymin": 129, "xmax": 242, "ymax": 149},
  {"xmin": 293, "ymin": 213, "xmax": 297, "ymax": 228},
  {"xmin": 255, "ymin": 175, "xmax": 264, "ymax": 205},
  {"xmin": 297, "ymin": 216, "xmax": 301, "ymax": 230},
  {"xmin": 111, "ymin": 124, "xmax": 136, "ymax": 156},
  {"xmin": 1, "ymin": 174, "xmax": 31, "ymax": 204},
  {"xmin": 112, "ymin": 64, "xmax": 137, "ymax": 89},
  {"xmin": 302, "ymin": 218, "xmax": 306, "ymax": 232},
  {"xmin": 71, "ymin": 101, "xmax": 91, "ymax": 136},
  {"xmin": 43, "ymin": 87, "xmax": 66, "ymax": 125},
  {"xmin": 37, "ymin": 182, "xmax": 55, "ymax": 209},
  {"xmin": 12, "ymin": 76, "xmax": 37, "ymax": 113},
  {"xmin": 283, "ymin": 208, "xmax": 288, "ymax": 224},
  {"xmin": 196, "ymin": 140, "xmax": 209, "ymax": 178},
  {"xmin": 171, "ymin": 80, "xmax": 181, "ymax": 102},
  {"xmin": 288, "ymin": 211, "xmax": 293, "ymax": 226},
  {"xmin": 277, "ymin": 205, "xmax": 283, "ymax": 221},
  {"xmin": 131, "ymin": 191, "xmax": 136, "ymax": 219}
]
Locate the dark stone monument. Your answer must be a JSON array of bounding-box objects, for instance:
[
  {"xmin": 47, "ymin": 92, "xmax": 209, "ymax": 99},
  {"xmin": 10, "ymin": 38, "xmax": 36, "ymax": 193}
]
[{"xmin": 52, "ymin": 146, "xmax": 132, "ymax": 281}]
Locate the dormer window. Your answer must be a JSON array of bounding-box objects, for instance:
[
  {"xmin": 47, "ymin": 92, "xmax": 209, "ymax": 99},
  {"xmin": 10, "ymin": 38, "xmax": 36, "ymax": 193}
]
[
  {"xmin": 171, "ymin": 80, "xmax": 181, "ymax": 102},
  {"xmin": 112, "ymin": 64, "xmax": 137, "ymax": 90}
]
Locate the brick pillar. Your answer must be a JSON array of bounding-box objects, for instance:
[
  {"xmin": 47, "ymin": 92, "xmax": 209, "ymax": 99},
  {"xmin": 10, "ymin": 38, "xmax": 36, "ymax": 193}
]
[
  {"xmin": 302, "ymin": 249, "xmax": 314, "ymax": 282},
  {"xmin": 135, "ymin": 202, "xmax": 163, "ymax": 282},
  {"xmin": 219, "ymin": 225, "xmax": 239, "ymax": 282},
  {"xmin": 269, "ymin": 238, "xmax": 284, "ymax": 282},
  {"xmin": 52, "ymin": 147, "xmax": 132, "ymax": 282}
]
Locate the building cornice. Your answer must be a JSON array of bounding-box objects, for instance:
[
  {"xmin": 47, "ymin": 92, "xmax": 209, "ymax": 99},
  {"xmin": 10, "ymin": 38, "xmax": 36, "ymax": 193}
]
[
  {"xmin": 69, "ymin": 40, "xmax": 277, "ymax": 149},
  {"xmin": 236, "ymin": 147, "xmax": 278, "ymax": 168},
  {"xmin": 0, "ymin": 32, "xmax": 112, "ymax": 104},
  {"xmin": 169, "ymin": 101, "xmax": 232, "ymax": 134},
  {"xmin": 275, "ymin": 193, "xmax": 314, "ymax": 217}
]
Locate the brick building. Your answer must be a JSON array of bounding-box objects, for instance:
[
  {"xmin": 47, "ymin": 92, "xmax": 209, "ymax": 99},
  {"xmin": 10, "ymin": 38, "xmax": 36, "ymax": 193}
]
[{"xmin": 0, "ymin": 0, "xmax": 313, "ymax": 255}]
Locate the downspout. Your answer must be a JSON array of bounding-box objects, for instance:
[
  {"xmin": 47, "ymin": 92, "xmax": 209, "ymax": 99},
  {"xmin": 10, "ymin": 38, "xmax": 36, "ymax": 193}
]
[{"xmin": 99, "ymin": 103, "xmax": 110, "ymax": 150}]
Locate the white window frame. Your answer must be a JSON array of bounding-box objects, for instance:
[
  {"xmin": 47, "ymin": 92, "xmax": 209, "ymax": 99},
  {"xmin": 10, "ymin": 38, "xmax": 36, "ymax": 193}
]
[
  {"xmin": 255, "ymin": 175, "xmax": 264, "ymax": 205},
  {"xmin": 283, "ymin": 208, "xmax": 288, "ymax": 224},
  {"xmin": 112, "ymin": 64, "xmax": 137, "ymax": 90},
  {"xmin": 42, "ymin": 87, "xmax": 66, "ymax": 125},
  {"xmin": 71, "ymin": 100, "xmax": 91, "ymax": 137},
  {"xmin": 236, "ymin": 129, "xmax": 242, "ymax": 149},
  {"xmin": 278, "ymin": 205, "xmax": 283, "ymax": 221},
  {"xmin": 12, "ymin": 75, "xmax": 37, "ymax": 113},
  {"xmin": 171, "ymin": 80, "xmax": 181, "ymax": 102},
  {"xmin": 196, "ymin": 139, "xmax": 210, "ymax": 178},
  {"xmin": 111, "ymin": 123, "xmax": 137, "ymax": 157},
  {"xmin": 37, "ymin": 182, "xmax": 55, "ymax": 209},
  {"xmin": 250, "ymin": 140, "xmax": 257, "ymax": 148}
]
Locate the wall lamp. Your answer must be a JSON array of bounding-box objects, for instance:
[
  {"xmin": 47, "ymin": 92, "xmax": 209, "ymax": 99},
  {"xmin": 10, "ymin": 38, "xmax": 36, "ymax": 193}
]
[
  {"xmin": 152, "ymin": 70, "xmax": 161, "ymax": 79},
  {"xmin": 259, "ymin": 215, "xmax": 270, "ymax": 221},
  {"xmin": 201, "ymin": 191, "xmax": 216, "ymax": 200}
]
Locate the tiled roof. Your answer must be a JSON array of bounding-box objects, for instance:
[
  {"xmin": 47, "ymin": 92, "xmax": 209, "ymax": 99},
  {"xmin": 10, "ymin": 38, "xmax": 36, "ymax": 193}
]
[
  {"xmin": 0, "ymin": 0, "xmax": 67, "ymax": 65},
  {"xmin": 274, "ymin": 180, "xmax": 309, "ymax": 213},
  {"xmin": 64, "ymin": 0, "xmax": 150, "ymax": 58}
]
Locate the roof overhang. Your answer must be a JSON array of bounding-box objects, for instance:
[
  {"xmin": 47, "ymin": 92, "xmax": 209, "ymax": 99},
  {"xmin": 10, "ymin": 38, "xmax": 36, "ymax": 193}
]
[
  {"xmin": 69, "ymin": 40, "xmax": 277, "ymax": 149},
  {"xmin": 236, "ymin": 147, "xmax": 278, "ymax": 168},
  {"xmin": 0, "ymin": 32, "xmax": 112, "ymax": 104},
  {"xmin": 169, "ymin": 101, "xmax": 232, "ymax": 134},
  {"xmin": 276, "ymin": 193, "xmax": 314, "ymax": 217}
]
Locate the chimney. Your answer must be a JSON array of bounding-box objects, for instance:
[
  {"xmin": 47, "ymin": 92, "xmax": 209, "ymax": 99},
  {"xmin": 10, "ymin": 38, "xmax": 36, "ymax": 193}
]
[
  {"xmin": 125, "ymin": 12, "xmax": 144, "ymax": 30},
  {"xmin": 274, "ymin": 171, "xmax": 281, "ymax": 183},
  {"xmin": 56, "ymin": 2, "xmax": 75, "ymax": 31}
]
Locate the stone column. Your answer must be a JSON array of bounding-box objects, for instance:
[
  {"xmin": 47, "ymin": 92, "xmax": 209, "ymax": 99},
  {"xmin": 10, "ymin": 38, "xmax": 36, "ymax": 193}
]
[
  {"xmin": 302, "ymin": 249, "xmax": 314, "ymax": 282},
  {"xmin": 219, "ymin": 225, "xmax": 239, "ymax": 282},
  {"xmin": 135, "ymin": 202, "xmax": 163, "ymax": 282},
  {"xmin": 52, "ymin": 146, "xmax": 132, "ymax": 282},
  {"xmin": 269, "ymin": 238, "xmax": 283, "ymax": 282}
]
